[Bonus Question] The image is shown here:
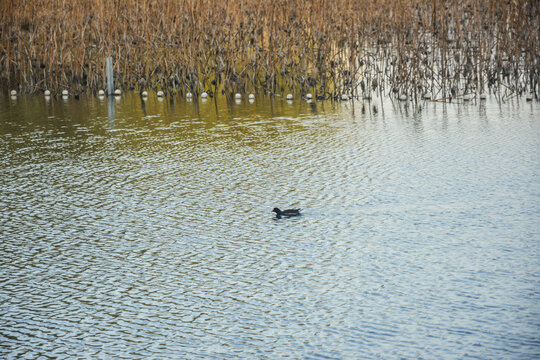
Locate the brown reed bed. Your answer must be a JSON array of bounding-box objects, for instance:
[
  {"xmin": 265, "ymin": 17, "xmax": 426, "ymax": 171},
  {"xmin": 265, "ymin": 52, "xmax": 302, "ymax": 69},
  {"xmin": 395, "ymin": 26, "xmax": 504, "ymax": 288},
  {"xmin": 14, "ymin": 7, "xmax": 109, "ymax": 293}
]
[{"xmin": 1, "ymin": 0, "xmax": 538, "ymax": 100}]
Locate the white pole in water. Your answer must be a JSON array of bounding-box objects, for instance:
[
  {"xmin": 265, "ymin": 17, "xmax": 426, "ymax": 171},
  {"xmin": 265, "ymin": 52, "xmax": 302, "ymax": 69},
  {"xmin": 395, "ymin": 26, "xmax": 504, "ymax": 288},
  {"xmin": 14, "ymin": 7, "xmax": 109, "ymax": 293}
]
[
  {"xmin": 106, "ymin": 57, "xmax": 115, "ymax": 123},
  {"xmin": 106, "ymin": 57, "xmax": 114, "ymax": 96}
]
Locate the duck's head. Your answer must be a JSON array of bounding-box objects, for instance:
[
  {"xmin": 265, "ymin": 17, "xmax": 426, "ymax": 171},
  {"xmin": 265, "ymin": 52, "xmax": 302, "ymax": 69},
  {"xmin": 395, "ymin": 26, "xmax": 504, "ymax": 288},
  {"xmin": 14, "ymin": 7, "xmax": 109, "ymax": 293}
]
[{"xmin": 271, "ymin": 207, "xmax": 281, "ymax": 214}]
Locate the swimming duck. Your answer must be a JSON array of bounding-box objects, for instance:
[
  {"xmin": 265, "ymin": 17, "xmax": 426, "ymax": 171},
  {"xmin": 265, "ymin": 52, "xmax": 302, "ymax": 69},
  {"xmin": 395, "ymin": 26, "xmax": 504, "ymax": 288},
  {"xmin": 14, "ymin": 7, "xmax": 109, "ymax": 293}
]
[{"xmin": 272, "ymin": 207, "xmax": 302, "ymax": 219}]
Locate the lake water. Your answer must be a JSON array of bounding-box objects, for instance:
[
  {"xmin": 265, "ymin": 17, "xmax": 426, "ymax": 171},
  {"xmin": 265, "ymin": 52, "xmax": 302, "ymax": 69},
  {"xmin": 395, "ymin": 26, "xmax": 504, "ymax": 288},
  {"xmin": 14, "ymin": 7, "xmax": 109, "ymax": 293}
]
[{"xmin": 1, "ymin": 93, "xmax": 539, "ymax": 359}]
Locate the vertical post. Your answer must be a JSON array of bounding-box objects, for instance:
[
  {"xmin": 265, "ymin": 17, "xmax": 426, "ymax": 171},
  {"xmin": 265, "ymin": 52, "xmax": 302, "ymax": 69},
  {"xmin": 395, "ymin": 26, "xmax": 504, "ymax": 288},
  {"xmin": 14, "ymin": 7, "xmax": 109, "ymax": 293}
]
[
  {"xmin": 106, "ymin": 57, "xmax": 114, "ymax": 96},
  {"xmin": 106, "ymin": 57, "xmax": 115, "ymax": 125}
]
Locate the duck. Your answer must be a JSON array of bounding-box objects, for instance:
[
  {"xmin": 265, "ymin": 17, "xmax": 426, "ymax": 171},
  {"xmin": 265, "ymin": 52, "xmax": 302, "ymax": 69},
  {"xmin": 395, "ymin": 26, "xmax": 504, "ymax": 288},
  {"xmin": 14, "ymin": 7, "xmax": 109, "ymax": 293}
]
[{"xmin": 272, "ymin": 207, "xmax": 302, "ymax": 219}]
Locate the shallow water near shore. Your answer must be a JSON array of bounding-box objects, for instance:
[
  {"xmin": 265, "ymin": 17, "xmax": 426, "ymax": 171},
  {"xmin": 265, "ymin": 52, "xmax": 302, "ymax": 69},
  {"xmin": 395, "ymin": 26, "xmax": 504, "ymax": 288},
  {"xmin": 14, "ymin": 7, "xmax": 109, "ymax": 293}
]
[{"xmin": 1, "ymin": 93, "xmax": 539, "ymax": 359}]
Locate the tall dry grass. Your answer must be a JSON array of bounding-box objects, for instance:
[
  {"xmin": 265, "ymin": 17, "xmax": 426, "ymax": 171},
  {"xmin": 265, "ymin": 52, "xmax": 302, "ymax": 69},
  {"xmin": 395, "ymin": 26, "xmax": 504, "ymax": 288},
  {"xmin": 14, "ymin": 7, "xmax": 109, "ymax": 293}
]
[{"xmin": 1, "ymin": 0, "xmax": 538, "ymax": 100}]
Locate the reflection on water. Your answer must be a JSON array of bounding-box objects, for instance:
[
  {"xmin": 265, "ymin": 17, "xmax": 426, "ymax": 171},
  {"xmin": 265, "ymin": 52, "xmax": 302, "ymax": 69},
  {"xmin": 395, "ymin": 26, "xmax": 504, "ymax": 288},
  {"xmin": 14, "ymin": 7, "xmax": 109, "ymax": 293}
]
[{"xmin": 1, "ymin": 93, "xmax": 539, "ymax": 359}]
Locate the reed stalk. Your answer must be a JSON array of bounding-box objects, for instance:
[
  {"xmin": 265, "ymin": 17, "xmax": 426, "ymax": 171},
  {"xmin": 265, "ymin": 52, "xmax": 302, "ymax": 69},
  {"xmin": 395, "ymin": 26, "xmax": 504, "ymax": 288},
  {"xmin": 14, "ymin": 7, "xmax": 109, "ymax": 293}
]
[{"xmin": 0, "ymin": 0, "xmax": 538, "ymax": 100}]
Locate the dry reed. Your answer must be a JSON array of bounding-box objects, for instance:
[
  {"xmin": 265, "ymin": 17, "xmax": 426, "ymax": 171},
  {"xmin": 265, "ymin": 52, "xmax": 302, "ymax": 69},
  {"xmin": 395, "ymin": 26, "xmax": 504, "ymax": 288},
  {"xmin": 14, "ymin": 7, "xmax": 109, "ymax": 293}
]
[{"xmin": 1, "ymin": 0, "xmax": 538, "ymax": 100}]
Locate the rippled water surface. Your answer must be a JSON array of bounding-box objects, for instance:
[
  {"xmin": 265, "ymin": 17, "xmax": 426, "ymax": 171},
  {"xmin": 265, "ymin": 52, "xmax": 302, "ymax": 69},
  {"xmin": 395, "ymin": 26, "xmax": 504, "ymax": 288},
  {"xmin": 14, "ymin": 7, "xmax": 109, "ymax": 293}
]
[{"xmin": 1, "ymin": 93, "xmax": 539, "ymax": 359}]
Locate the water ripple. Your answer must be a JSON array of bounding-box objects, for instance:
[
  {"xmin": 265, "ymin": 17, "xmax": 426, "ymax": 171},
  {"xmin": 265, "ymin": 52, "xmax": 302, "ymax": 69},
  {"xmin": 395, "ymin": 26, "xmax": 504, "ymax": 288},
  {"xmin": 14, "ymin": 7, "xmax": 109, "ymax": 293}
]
[{"xmin": 0, "ymin": 95, "xmax": 539, "ymax": 359}]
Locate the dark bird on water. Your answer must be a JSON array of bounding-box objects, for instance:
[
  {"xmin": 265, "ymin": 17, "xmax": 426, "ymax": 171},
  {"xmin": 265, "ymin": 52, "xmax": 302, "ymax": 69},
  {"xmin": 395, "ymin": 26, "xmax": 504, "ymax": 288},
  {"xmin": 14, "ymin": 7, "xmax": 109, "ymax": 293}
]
[{"xmin": 272, "ymin": 207, "xmax": 302, "ymax": 219}]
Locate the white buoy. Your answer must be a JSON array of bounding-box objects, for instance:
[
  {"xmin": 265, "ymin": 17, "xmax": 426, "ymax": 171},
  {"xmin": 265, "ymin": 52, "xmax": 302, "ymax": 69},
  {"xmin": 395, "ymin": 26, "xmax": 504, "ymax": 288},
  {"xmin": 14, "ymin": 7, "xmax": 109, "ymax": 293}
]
[
  {"xmin": 44, "ymin": 90, "xmax": 51, "ymax": 96},
  {"xmin": 399, "ymin": 94, "xmax": 407, "ymax": 101},
  {"xmin": 114, "ymin": 89, "xmax": 121, "ymax": 96},
  {"xmin": 423, "ymin": 93, "xmax": 432, "ymax": 100},
  {"xmin": 141, "ymin": 91, "xmax": 148, "ymax": 97},
  {"xmin": 186, "ymin": 92, "xmax": 193, "ymax": 98},
  {"xmin": 248, "ymin": 93, "xmax": 255, "ymax": 100},
  {"xmin": 363, "ymin": 93, "xmax": 372, "ymax": 100},
  {"xmin": 341, "ymin": 94, "xmax": 349, "ymax": 101},
  {"xmin": 10, "ymin": 90, "xmax": 17, "ymax": 96},
  {"xmin": 286, "ymin": 94, "xmax": 293, "ymax": 100},
  {"xmin": 479, "ymin": 93, "xmax": 487, "ymax": 100},
  {"xmin": 98, "ymin": 89, "xmax": 105, "ymax": 96},
  {"xmin": 200, "ymin": 92, "xmax": 208, "ymax": 98},
  {"xmin": 235, "ymin": 93, "xmax": 242, "ymax": 99},
  {"xmin": 525, "ymin": 94, "xmax": 533, "ymax": 101},
  {"xmin": 157, "ymin": 90, "xmax": 164, "ymax": 97},
  {"xmin": 463, "ymin": 94, "xmax": 473, "ymax": 101},
  {"xmin": 62, "ymin": 90, "xmax": 69, "ymax": 96},
  {"xmin": 305, "ymin": 93, "xmax": 312, "ymax": 100}
]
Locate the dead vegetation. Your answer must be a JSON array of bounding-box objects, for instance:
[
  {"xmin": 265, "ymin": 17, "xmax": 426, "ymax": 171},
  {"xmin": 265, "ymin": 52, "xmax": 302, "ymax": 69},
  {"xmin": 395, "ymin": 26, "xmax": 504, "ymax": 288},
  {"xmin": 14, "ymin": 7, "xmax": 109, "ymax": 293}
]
[{"xmin": 1, "ymin": 0, "xmax": 538, "ymax": 100}]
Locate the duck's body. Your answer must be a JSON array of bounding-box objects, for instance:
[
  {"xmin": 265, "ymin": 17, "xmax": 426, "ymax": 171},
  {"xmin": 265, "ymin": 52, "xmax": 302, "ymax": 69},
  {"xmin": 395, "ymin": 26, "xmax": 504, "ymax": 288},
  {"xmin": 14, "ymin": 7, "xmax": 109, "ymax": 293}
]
[{"xmin": 272, "ymin": 207, "xmax": 302, "ymax": 219}]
